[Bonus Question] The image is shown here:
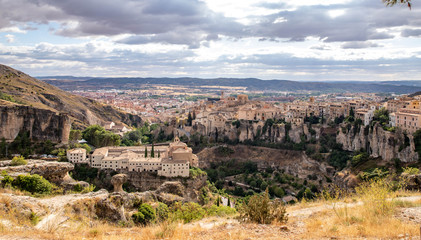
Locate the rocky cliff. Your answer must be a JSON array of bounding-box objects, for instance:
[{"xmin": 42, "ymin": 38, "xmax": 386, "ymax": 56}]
[
  {"xmin": 0, "ymin": 104, "xmax": 71, "ymax": 143},
  {"xmin": 192, "ymin": 120, "xmax": 320, "ymax": 144},
  {"xmin": 336, "ymin": 123, "xmax": 418, "ymax": 163},
  {"xmin": 89, "ymin": 169, "xmax": 207, "ymax": 203}
]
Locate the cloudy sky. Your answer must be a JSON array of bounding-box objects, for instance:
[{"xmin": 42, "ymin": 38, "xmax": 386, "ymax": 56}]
[{"xmin": 0, "ymin": 0, "xmax": 420, "ymax": 81}]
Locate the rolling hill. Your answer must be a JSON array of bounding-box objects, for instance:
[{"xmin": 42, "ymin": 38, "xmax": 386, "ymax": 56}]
[
  {"xmin": 43, "ymin": 77, "xmax": 421, "ymax": 94},
  {"xmin": 0, "ymin": 64, "xmax": 142, "ymax": 129}
]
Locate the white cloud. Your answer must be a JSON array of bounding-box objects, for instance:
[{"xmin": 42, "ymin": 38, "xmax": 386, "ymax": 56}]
[
  {"xmin": 0, "ymin": 27, "xmax": 26, "ymax": 33},
  {"xmin": 5, "ymin": 34, "xmax": 15, "ymax": 43}
]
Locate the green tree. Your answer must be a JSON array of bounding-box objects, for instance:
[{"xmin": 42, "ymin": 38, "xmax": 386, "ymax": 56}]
[
  {"xmin": 79, "ymin": 143, "xmax": 91, "ymax": 153},
  {"xmin": 144, "ymin": 146, "xmax": 148, "ymax": 158},
  {"xmin": 151, "ymin": 142, "xmax": 155, "ymax": 158},
  {"xmin": 69, "ymin": 129, "xmax": 82, "ymax": 142},
  {"xmin": 82, "ymin": 125, "xmax": 120, "ymax": 147},
  {"xmin": 372, "ymin": 107, "xmax": 389, "ymax": 126},
  {"xmin": 349, "ymin": 108, "xmax": 355, "ymax": 117},
  {"xmin": 121, "ymin": 129, "xmax": 142, "ymax": 146}
]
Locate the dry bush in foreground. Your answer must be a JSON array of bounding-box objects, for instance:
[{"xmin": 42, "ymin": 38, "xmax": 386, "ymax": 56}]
[{"xmin": 239, "ymin": 189, "xmax": 288, "ymax": 224}]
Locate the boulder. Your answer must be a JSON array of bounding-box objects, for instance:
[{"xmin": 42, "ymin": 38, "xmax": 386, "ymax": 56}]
[
  {"xmin": 94, "ymin": 193, "xmax": 127, "ymax": 222},
  {"xmin": 61, "ymin": 181, "xmax": 90, "ymax": 192},
  {"xmin": 155, "ymin": 181, "xmax": 185, "ymax": 197}
]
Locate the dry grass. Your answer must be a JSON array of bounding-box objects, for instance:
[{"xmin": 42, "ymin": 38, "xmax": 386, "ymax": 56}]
[
  {"xmin": 299, "ymin": 179, "xmax": 421, "ymax": 239},
  {"xmin": 303, "ymin": 206, "xmax": 419, "ymax": 239},
  {"xmin": 1, "ymin": 178, "xmax": 421, "ymax": 240}
]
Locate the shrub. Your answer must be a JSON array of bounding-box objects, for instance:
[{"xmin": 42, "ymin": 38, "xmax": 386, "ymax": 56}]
[
  {"xmin": 12, "ymin": 174, "xmax": 53, "ymax": 194},
  {"xmin": 73, "ymin": 183, "xmax": 83, "ymax": 192},
  {"xmin": 240, "ymin": 189, "xmax": 288, "ymax": 224},
  {"xmin": 132, "ymin": 212, "xmax": 145, "ymax": 224},
  {"xmin": 351, "ymin": 152, "xmax": 369, "ymax": 167},
  {"xmin": 156, "ymin": 202, "xmax": 170, "ymax": 222},
  {"xmin": 1, "ymin": 173, "xmax": 13, "ymax": 188},
  {"xmin": 206, "ymin": 205, "xmax": 236, "ymax": 217},
  {"xmin": 132, "ymin": 203, "xmax": 156, "ymax": 225},
  {"xmin": 189, "ymin": 167, "xmax": 207, "ymax": 179},
  {"xmin": 402, "ymin": 167, "xmax": 420, "ymax": 175},
  {"xmin": 30, "ymin": 212, "xmax": 40, "ymax": 225},
  {"xmin": 328, "ymin": 150, "xmax": 350, "ymax": 170},
  {"xmin": 10, "ymin": 156, "xmax": 27, "ymax": 166},
  {"xmin": 170, "ymin": 202, "xmax": 206, "ymax": 223}
]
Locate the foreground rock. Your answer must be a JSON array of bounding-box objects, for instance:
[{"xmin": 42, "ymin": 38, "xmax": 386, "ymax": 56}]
[
  {"xmin": 0, "ymin": 177, "xmax": 204, "ymax": 230},
  {"xmin": 0, "ymin": 160, "xmax": 74, "ymax": 184}
]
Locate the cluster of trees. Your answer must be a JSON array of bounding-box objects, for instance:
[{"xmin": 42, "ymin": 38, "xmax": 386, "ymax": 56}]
[
  {"xmin": 121, "ymin": 123, "xmax": 173, "ymax": 146},
  {"xmin": 82, "ymin": 125, "xmax": 120, "ymax": 148},
  {"xmin": 0, "ymin": 132, "xmax": 56, "ymax": 158}
]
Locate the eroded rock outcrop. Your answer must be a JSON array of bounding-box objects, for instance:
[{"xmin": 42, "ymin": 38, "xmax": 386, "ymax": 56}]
[
  {"xmin": 0, "ymin": 160, "xmax": 74, "ymax": 184},
  {"xmin": 0, "ymin": 105, "xmax": 71, "ymax": 143},
  {"xmin": 111, "ymin": 174, "xmax": 128, "ymax": 193},
  {"xmin": 89, "ymin": 170, "xmax": 208, "ymax": 203},
  {"xmin": 336, "ymin": 123, "xmax": 418, "ymax": 163}
]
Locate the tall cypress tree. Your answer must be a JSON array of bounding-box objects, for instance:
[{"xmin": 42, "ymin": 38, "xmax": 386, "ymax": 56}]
[
  {"xmin": 151, "ymin": 142, "xmax": 155, "ymax": 158},
  {"xmin": 144, "ymin": 146, "xmax": 148, "ymax": 158}
]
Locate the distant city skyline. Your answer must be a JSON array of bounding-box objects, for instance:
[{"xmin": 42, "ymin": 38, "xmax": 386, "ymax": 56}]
[{"xmin": 0, "ymin": 0, "xmax": 420, "ymax": 81}]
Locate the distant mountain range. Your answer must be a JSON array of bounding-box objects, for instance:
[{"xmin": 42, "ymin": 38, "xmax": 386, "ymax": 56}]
[{"xmin": 39, "ymin": 76, "xmax": 421, "ymax": 94}]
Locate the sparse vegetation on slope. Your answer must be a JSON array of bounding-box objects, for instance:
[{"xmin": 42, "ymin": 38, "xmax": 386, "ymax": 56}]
[{"xmin": 0, "ymin": 64, "xmax": 142, "ymax": 128}]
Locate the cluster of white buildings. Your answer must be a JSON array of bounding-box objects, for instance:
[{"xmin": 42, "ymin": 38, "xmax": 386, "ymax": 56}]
[{"xmin": 67, "ymin": 137, "xmax": 198, "ymax": 177}]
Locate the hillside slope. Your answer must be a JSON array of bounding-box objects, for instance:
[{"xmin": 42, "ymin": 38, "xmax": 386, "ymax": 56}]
[{"xmin": 0, "ymin": 64, "xmax": 142, "ymax": 128}]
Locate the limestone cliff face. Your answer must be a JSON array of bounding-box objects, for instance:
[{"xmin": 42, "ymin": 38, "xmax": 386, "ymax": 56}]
[
  {"xmin": 336, "ymin": 123, "xmax": 418, "ymax": 163},
  {"xmin": 192, "ymin": 120, "xmax": 319, "ymax": 144},
  {"xmin": 0, "ymin": 105, "xmax": 71, "ymax": 143}
]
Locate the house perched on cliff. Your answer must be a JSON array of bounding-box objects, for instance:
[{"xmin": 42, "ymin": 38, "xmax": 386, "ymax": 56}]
[
  {"xmin": 67, "ymin": 148, "xmax": 87, "ymax": 164},
  {"xmin": 88, "ymin": 137, "xmax": 198, "ymax": 177}
]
